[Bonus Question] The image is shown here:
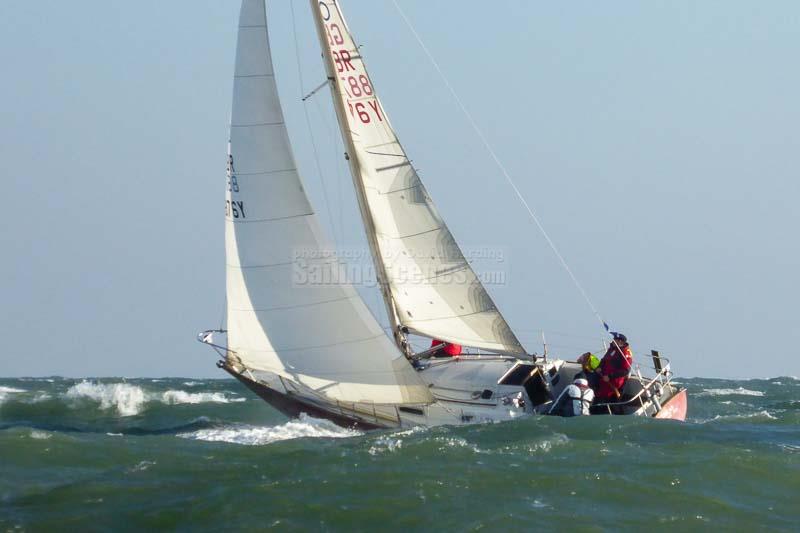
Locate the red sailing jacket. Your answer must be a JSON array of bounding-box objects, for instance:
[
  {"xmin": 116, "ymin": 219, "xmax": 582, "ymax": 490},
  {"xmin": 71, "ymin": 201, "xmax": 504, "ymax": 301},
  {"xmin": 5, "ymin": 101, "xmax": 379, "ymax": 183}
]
[
  {"xmin": 596, "ymin": 344, "xmax": 633, "ymax": 400},
  {"xmin": 431, "ymin": 339, "xmax": 463, "ymax": 356}
]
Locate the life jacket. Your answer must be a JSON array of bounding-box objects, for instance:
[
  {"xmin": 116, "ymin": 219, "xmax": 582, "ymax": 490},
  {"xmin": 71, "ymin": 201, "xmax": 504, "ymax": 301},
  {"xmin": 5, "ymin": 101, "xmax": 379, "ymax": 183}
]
[
  {"xmin": 563, "ymin": 382, "xmax": 594, "ymax": 416},
  {"xmin": 599, "ymin": 345, "xmax": 632, "ymax": 378},
  {"xmin": 596, "ymin": 344, "xmax": 633, "ymax": 400},
  {"xmin": 583, "ymin": 353, "xmax": 600, "ymax": 372}
]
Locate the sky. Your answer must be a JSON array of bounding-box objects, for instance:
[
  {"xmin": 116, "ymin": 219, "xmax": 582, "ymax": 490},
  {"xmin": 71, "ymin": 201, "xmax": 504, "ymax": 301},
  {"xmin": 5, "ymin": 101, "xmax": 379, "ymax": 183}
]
[{"xmin": 1, "ymin": 1, "xmax": 798, "ymax": 379}]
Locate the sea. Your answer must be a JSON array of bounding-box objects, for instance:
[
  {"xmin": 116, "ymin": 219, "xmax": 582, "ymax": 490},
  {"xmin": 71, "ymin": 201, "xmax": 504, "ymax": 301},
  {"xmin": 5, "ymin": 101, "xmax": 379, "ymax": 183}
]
[{"xmin": 1, "ymin": 376, "xmax": 798, "ymax": 531}]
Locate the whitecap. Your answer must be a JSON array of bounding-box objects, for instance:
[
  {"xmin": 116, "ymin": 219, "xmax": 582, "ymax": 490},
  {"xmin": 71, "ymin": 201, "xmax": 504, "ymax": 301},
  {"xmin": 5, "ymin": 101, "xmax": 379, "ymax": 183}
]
[
  {"xmin": 697, "ymin": 387, "xmax": 765, "ymax": 397},
  {"xmin": 32, "ymin": 392, "xmax": 52, "ymax": 403},
  {"xmin": 368, "ymin": 436, "xmax": 403, "ymax": 455},
  {"xmin": 182, "ymin": 381, "xmax": 202, "ymax": 387},
  {"xmin": 698, "ymin": 410, "xmax": 777, "ymax": 423},
  {"xmin": 30, "ymin": 430, "xmax": 52, "ymax": 440},
  {"xmin": 178, "ymin": 413, "xmax": 361, "ymax": 445},
  {"xmin": 0, "ymin": 386, "xmax": 26, "ymax": 404},
  {"xmin": 127, "ymin": 460, "xmax": 156, "ymax": 473},
  {"xmin": 526, "ymin": 433, "xmax": 569, "ymax": 453},
  {"xmin": 433, "ymin": 436, "xmax": 484, "ymax": 454},
  {"xmin": 65, "ymin": 381, "xmax": 146, "ymax": 416},
  {"xmin": 160, "ymin": 390, "xmax": 243, "ymax": 404}
]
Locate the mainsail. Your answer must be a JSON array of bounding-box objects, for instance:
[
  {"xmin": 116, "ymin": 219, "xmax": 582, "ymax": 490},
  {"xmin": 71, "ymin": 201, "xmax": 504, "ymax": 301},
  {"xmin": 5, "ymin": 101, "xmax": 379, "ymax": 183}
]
[
  {"xmin": 310, "ymin": 1, "xmax": 525, "ymax": 354},
  {"xmin": 225, "ymin": 0, "xmax": 431, "ymax": 404}
]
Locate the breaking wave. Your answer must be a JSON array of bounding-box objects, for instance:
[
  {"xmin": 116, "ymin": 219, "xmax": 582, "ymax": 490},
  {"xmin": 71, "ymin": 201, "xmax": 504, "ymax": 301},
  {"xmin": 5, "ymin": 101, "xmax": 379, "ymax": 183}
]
[
  {"xmin": 697, "ymin": 387, "xmax": 765, "ymax": 397},
  {"xmin": 160, "ymin": 390, "xmax": 245, "ymax": 405},
  {"xmin": 63, "ymin": 381, "xmax": 245, "ymax": 416},
  {"xmin": 66, "ymin": 381, "xmax": 147, "ymax": 417},
  {"xmin": 0, "ymin": 386, "xmax": 26, "ymax": 404},
  {"xmin": 697, "ymin": 410, "xmax": 778, "ymax": 423},
  {"xmin": 178, "ymin": 414, "xmax": 361, "ymax": 445}
]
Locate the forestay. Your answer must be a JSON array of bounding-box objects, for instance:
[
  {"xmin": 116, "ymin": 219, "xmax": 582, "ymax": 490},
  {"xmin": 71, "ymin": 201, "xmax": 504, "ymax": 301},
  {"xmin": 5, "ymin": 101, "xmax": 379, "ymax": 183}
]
[
  {"xmin": 225, "ymin": 0, "xmax": 431, "ymax": 404},
  {"xmin": 310, "ymin": 1, "xmax": 525, "ymax": 354}
]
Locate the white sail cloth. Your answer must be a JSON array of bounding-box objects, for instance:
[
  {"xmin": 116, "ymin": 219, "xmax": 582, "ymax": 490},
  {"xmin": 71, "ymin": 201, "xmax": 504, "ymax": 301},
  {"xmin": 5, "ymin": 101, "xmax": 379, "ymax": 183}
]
[
  {"xmin": 311, "ymin": 1, "xmax": 525, "ymax": 354},
  {"xmin": 225, "ymin": 0, "xmax": 431, "ymax": 405}
]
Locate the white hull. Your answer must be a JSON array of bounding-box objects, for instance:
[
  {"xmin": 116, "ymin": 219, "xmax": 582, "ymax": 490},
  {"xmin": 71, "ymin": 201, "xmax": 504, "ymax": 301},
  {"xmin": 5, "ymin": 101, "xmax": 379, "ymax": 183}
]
[{"xmin": 219, "ymin": 353, "xmax": 686, "ymax": 429}]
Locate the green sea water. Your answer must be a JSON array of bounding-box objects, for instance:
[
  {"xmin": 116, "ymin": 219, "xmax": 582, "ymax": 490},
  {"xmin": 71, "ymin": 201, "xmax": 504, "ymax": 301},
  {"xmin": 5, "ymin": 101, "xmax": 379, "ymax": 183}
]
[{"xmin": 1, "ymin": 376, "xmax": 798, "ymax": 531}]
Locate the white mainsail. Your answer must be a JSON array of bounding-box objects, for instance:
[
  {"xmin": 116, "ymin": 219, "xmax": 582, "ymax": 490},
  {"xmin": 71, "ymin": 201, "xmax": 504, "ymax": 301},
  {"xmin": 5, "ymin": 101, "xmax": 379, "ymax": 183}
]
[
  {"xmin": 225, "ymin": 0, "xmax": 431, "ymax": 405},
  {"xmin": 310, "ymin": 1, "xmax": 525, "ymax": 354}
]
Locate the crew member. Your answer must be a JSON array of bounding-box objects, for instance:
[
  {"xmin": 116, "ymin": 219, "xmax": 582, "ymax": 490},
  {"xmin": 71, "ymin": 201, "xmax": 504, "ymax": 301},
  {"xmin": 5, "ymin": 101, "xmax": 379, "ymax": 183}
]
[
  {"xmin": 430, "ymin": 339, "xmax": 462, "ymax": 357},
  {"xmin": 595, "ymin": 332, "xmax": 633, "ymax": 402},
  {"xmin": 575, "ymin": 351, "xmax": 601, "ymax": 389},
  {"xmin": 552, "ymin": 377, "xmax": 594, "ymax": 417}
]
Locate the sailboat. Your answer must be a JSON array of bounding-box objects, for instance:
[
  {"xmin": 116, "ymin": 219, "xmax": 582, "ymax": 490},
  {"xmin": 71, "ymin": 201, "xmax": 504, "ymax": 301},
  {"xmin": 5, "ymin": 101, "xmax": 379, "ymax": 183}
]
[{"xmin": 199, "ymin": 0, "xmax": 687, "ymax": 428}]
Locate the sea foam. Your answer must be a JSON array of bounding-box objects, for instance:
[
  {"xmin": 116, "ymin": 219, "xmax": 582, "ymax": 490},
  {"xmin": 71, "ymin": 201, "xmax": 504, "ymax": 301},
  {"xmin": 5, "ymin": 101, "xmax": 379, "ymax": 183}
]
[
  {"xmin": 66, "ymin": 381, "xmax": 147, "ymax": 416},
  {"xmin": 63, "ymin": 381, "xmax": 246, "ymax": 416},
  {"xmin": 697, "ymin": 387, "xmax": 765, "ymax": 397},
  {"xmin": 178, "ymin": 414, "xmax": 360, "ymax": 445},
  {"xmin": 161, "ymin": 390, "xmax": 244, "ymax": 405},
  {"xmin": 0, "ymin": 385, "xmax": 26, "ymax": 404}
]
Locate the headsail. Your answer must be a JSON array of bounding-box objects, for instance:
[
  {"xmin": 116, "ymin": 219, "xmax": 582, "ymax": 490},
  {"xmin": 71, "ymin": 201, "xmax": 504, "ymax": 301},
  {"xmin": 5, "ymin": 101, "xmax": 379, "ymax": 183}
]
[
  {"xmin": 310, "ymin": 1, "xmax": 525, "ymax": 354},
  {"xmin": 225, "ymin": 0, "xmax": 431, "ymax": 404}
]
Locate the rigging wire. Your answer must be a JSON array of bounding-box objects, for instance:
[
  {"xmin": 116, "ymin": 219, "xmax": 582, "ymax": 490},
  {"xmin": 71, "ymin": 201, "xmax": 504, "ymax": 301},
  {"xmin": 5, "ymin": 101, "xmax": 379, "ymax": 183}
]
[
  {"xmin": 290, "ymin": 1, "xmax": 339, "ymax": 246},
  {"xmin": 390, "ymin": 0, "xmax": 611, "ymax": 336},
  {"xmin": 312, "ymin": 93, "xmax": 347, "ymax": 246}
]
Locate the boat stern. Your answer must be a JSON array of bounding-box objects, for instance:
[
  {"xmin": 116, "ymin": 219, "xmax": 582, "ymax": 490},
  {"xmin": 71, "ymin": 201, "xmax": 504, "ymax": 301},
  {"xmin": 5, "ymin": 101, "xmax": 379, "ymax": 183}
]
[{"xmin": 654, "ymin": 388, "xmax": 688, "ymax": 421}]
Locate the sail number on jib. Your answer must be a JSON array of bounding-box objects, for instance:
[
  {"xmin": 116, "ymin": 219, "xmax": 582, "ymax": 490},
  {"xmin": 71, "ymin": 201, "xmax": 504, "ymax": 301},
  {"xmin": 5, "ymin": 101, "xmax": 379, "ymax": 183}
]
[{"xmin": 320, "ymin": 4, "xmax": 383, "ymax": 125}]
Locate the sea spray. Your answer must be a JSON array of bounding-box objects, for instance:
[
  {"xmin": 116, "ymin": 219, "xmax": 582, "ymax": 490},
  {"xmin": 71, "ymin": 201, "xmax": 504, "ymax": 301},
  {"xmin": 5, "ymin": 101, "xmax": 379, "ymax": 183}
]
[
  {"xmin": 65, "ymin": 381, "xmax": 147, "ymax": 416},
  {"xmin": 179, "ymin": 413, "xmax": 360, "ymax": 445}
]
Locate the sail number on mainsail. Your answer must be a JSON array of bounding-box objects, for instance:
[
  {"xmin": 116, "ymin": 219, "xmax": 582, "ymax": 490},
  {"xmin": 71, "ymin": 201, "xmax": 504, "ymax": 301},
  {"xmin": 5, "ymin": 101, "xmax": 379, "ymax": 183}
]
[{"xmin": 226, "ymin": 151, "xmax": 247, "ymax": 219}]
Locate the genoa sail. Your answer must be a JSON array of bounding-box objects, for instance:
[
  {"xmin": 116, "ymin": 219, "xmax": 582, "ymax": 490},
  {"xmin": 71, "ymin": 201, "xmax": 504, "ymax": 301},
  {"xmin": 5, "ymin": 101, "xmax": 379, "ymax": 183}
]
[
  {"xmin": 309, "ymin": 0, "xmax": 525, "ymax": 354},
  {"xmin": 225, "ymin": 0, "xmax": 431, "ymax": 405}
]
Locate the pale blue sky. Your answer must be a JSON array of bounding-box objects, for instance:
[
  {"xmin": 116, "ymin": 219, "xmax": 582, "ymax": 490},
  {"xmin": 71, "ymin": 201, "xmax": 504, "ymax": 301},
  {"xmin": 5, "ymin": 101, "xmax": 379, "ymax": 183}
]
[{"xmin": 1, "ymin": 1, "xmax": 798, "ymax": 378}]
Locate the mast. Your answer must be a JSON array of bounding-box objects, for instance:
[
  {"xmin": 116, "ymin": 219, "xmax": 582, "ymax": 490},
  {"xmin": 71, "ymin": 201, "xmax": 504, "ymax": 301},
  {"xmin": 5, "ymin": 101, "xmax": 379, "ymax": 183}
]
[{"xmin": 308, "ymin": 0, "xmax": 409, "ymax": 355}]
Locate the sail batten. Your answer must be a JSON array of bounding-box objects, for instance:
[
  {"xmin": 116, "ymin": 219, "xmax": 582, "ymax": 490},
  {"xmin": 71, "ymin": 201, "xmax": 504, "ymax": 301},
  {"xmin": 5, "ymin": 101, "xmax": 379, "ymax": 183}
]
[{"xmin": 224, "ymin": 0, "xmax": 432, "ymax": 405}]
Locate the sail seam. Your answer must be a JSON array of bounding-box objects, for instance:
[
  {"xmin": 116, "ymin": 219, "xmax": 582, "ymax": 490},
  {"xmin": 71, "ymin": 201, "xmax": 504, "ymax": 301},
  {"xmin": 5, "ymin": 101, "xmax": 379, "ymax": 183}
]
[
  {"xmin": 249, "ymin": 367, "xmax": 417, "ymax": 379},
  {"xmin": 234, "ymin": 168, "xmax": 297, "ymax": 176},
  {"xmin": 406, "ymin": 307, "xmax": 497, "ymax": 323},
  {"xmin": 364, "ymin": 141, "xmax": 398, "ymax": 150},
  {"xmin": 231, "ymin": 121, "xmax": 286, "ymax": 128},
  {"xmin": 375, "ymin": 226, "xmax": 441, "ymax": 240},
  {"xmin": 364, "ymin": 150, "xmax": 405, "ymax": 157},
  {"xmin": 230, "ymin": 295, "xmax": 355, "ymax": 313},
  {"xmin": 239, "ymin": 333, "xmax": 391, "ymax": 354},
  {"xmin": 226, "ymin": 212, "xmax": 314, "ymax": 224},
  {"xmin": 379, "ymin": 183, "xmax": 421, "ymax": 195},
  {"xmin": 234, "ymin": 74, "xmax": 274, "ymax": 79}
]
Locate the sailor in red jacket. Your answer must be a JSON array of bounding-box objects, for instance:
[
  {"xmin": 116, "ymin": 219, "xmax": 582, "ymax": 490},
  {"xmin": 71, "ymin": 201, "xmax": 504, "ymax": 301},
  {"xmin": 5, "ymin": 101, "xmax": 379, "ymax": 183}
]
[
  {"xmin": 430, "ymin": 339, "xmax": 462, "ymax": 357},
  {"xmin": 595, "ymin": 332, "xmax": 633, "ymax": 401}
]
